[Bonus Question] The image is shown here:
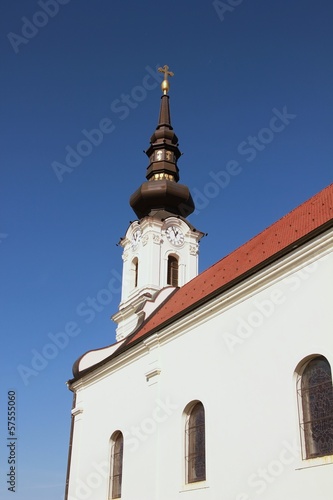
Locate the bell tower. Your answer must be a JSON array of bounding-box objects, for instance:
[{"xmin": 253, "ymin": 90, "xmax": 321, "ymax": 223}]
[{"xmin": 113, "ymin": 66, "xmax": 204, "ymax": 340}]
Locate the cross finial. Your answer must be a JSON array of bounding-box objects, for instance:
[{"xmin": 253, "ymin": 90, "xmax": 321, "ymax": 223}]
[{"xmin": 158, "ymin": 65, "xmax": 174, "ymax": 94}]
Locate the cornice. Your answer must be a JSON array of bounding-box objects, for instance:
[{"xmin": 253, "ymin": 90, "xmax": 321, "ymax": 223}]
[{"xmin": 69, "ymin": 336, "xmax": 150, "ymax": 392}]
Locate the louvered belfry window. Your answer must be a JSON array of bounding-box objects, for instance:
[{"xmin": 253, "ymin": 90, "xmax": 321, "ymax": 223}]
[
  {"xmin": 110, "ymin": 432, "xmax": 123, "ymax": 499},
  {"xmin": 167, "ymin": 255, "xmax": 179, "ymax": 287},
  {"xmin": 299, "ymin": 356, "xmax": 333, "ymax": 458},
  {"xmin": 185, "ymin": 402, "xmax": 206, "ymax": 483}
]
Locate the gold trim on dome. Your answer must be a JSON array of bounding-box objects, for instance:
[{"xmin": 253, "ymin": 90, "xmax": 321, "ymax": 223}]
[{"xmin": 150, "ymin": 173, "xmax": 175, "ymax": 181}]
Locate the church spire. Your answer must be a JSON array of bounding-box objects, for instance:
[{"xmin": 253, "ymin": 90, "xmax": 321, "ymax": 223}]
[
  {"xmin": 130, "ymin": 66, "xmax": 195, "ymax": 220},
  {"xmin": 114, "ymin": 68, "xmax": 203, "ymax": 340}
]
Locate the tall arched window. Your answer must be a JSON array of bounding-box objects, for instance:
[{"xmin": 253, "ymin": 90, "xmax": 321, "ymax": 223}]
[
  {"xmin": 185, "ymin": 402, "xmax": 206, "ymax": 483},
  {"xmin": 109, "ymin": 431, "xmax": 123, "ymax": 499},
  {"xmin": 132, "ymin": 258, "xmax": 138, "ymax": 289},
  {"xmin": 297, "ymin": 356, "xmax": 333, "ymax": 459},
  {"xmin": 167, "ymin": 255, "xmax": 179, "ymax": 287}
]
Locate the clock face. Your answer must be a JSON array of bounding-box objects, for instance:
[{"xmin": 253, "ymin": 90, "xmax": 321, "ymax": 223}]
[
  {"xmin": 131, "ymin": 229, "xmax": 141, "ymax": 249},
  {"xmin": 166, "ymin": 226, "xmax": 184, "ymax": 246}
]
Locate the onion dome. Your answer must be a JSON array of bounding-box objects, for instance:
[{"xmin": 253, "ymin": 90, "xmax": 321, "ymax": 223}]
[{"xmin": 130, "ymin": 66, "xmax": 195, "ymax": 219}]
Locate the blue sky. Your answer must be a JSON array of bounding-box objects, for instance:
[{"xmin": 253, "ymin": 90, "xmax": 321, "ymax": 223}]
[{"xmin": 1, "ymin": 1, "xmax": 332, "ymax": 498}]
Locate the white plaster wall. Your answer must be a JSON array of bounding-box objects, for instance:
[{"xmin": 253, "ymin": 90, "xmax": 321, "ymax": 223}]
[{"xmin": 68, "ymin": 244, "xmax": 333, "ymax": 500}]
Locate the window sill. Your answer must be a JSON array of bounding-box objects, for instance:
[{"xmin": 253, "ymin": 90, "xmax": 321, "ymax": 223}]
[
  {"xmin": 296, "ymin": 454, "xmax": 333, "ymax": 470},
  {"xmin": 179, "ymin": 482, "xmax": 209, "ymax": 493}
]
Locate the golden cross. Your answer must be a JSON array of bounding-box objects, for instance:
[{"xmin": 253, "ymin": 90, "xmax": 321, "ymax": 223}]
[
  {"xmin": 158, "ymin": 65, "xmax": 174, "ymax": 80},
  {"xmin": 158, "ymin": 65, "xmax": 174, "ymax": 94}
]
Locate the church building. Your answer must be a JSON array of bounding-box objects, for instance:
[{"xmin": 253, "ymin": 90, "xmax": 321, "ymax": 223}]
[{"xmin": 65, "ymin": 67, "xmax": 333, "ymax": 500}]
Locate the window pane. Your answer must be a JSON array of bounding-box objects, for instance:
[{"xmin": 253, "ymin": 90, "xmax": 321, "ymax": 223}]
[
  {"xmin": 167, "ymin": 256, "xmax": 178, "ymax": 287},
  {"xmin": 133, "ymin": 259, "xmax": 138, "ymax": 288},
  {"xmin": 301, "ymin": 357, "xmax": 333, "ymax": 458},
  {"xmin": 186, "ymin": 403, "xmax": 206, "ymax": 482},
  {"xmin": 111, "ymin": 433, "xmax": 123, "ymax": 499}
]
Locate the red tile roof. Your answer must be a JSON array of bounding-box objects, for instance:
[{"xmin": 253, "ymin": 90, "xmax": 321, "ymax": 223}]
[
  {"xmin": 123, "ymin": 184, "xmax": 333, "ymax": 348},
  {"xmin": 70, "ymin": 184, "xmax": 333, "ymax": 381}
]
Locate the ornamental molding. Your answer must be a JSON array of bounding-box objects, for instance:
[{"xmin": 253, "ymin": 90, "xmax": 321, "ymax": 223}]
[
  {"xmin": 153, "ymin": 234, "xmax": 161, "ymax": 244},
  {"xmin": 145, "ymin": 368, "xmax": 161, "ymax": 382},
  {"xmin": 190, "ymin": 244, "xmax": 198, "ymax": 255},
  {"xmin": 71, "ymin": 406, "xmax": 83, "ymax": 417},
  {"xmin": 143, "ymin": 333, "xmax": 161, "ymax": 351},
  {"xmin": 142, "ymin": 235, "xmax": 149, "ymax": 246},
  {"xmin": 122, "ymin": 251, "xmax": 129, "ymax": 261}
]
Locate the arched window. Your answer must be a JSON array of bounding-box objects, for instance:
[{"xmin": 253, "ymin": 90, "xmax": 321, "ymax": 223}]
[
  {"xmin": 185, "ymin": 402, "xmax": 206, "ymax": 483},
  {"xmin": 297, "ymin": 356, "xmax": 333, "ymax": 459},
  {"xmin": 132, "ymin": 258, "xmax": 138, "ymax": 288},
  {"xmin": 109, "ymin": 431, "xmax": 123, "ymax": 499},
  {"xmin": 167, "ymin": 255, "xmax": 179, "ymax": 287}
]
